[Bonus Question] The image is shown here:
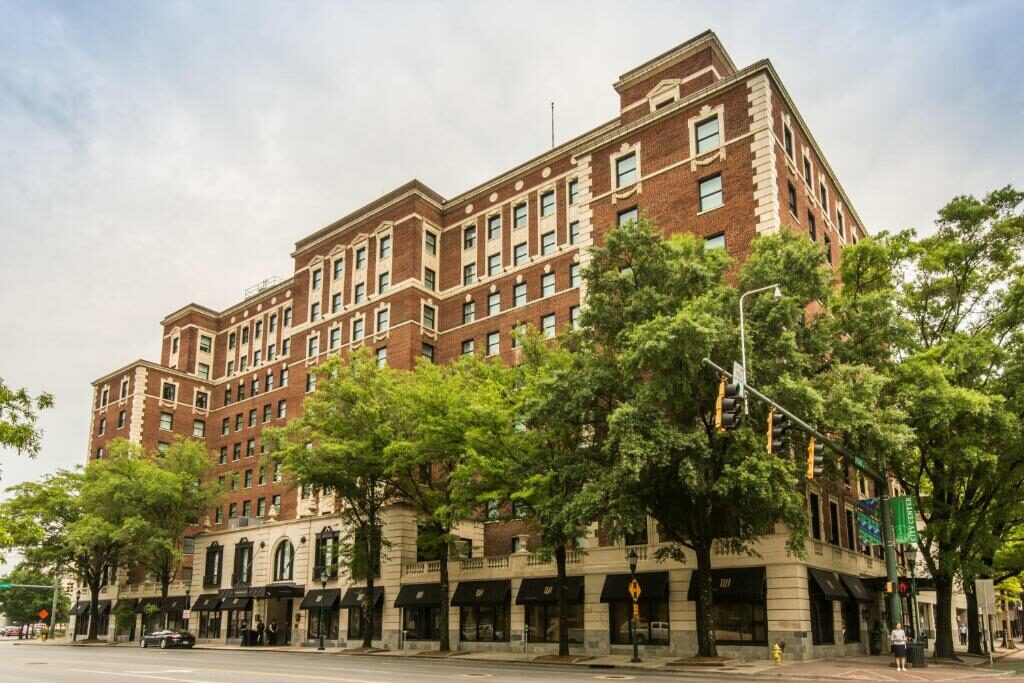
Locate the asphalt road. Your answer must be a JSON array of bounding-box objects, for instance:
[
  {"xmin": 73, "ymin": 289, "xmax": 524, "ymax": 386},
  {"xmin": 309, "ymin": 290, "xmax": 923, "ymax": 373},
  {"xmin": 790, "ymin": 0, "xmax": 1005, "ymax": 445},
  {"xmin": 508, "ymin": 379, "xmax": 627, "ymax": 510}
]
[{"xmin": 0, "ymin": 641, "xmax": 749, "ymax": 683}]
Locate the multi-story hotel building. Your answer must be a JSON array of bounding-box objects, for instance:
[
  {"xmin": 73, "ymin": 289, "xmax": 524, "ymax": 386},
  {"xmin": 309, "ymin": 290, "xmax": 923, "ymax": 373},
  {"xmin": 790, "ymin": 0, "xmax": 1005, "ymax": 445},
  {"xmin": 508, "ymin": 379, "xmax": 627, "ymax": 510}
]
[{"xmin": 75, "ymin": 31, "xmax": 948, "ymax": 660}]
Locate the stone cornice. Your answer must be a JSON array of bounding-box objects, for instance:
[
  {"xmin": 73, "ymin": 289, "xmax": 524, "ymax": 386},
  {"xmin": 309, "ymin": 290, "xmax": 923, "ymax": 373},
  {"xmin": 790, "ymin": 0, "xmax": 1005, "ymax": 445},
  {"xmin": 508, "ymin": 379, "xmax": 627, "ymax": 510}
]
[
  {"xmin": 91, "ymin": 359, "xmax": 206, "ymax": 388},
  {"xmin": 613, "ymin": 30, "xmax": 737, "ymax": 92}
]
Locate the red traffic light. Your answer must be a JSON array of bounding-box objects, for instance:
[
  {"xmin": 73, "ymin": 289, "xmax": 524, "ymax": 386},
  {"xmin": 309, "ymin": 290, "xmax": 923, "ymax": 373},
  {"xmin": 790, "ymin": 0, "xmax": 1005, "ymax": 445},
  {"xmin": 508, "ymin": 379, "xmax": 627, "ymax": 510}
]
[{"xmin": 899, "ymin": 582, "xmax": 909, "ymax": 593}]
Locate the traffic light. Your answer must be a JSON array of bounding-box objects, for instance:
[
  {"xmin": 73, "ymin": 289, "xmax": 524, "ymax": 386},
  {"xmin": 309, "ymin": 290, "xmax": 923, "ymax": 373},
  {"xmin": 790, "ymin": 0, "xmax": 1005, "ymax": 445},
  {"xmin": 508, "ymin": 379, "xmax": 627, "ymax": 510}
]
[
  {"xmin": 805, "ymin": 437, "xmax": 825, "ymax": 479},
  {"xmin": 884, "ymin": 581, "xmax": 895, "ymax": 594},
  {"xmin": 715, "ymin": 378, "xmax": 742, "ymax": 432},
  {"xmin": 767, "ymin": 408, "xmax": 791, "ymax": 454}
]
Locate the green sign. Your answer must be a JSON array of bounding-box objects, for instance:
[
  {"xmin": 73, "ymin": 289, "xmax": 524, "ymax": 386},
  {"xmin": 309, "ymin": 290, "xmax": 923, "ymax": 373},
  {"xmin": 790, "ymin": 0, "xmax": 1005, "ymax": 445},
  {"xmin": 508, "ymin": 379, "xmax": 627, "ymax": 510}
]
[
  {"xmin": 890, "ymin": 495, "xmax": 919, "ymax": 544},
  {"xmin": 0, "ymin": 582, "xmax": 11, "ymax": 589}
]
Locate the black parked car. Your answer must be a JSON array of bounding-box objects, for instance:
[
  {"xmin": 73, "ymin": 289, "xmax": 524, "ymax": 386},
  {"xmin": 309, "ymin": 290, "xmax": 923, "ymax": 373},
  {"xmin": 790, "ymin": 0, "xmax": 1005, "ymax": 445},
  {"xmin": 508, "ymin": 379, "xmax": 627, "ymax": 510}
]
[{"xmin": 140, "ymin": 629, "xmax": 195, "ymax": 649}]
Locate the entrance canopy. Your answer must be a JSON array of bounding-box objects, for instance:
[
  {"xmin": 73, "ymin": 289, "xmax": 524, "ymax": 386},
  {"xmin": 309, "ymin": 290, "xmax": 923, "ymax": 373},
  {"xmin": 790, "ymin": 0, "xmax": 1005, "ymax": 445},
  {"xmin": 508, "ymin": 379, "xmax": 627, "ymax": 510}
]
[
  {"xmin": 163, "ymin": 596, "xmax": 187, "ymax": 613},
  {"xmin": 248, "ymin": 584, "xmax": 305, "ymax": 599},
  {"xmin": 394, "ymin": 583, "xmax": 442, "ymax": 608},
  {"xmin": 222, "ymin": 596, "xmax": 254, "ymax": 611},
  {"xmin": 190, "ymin": 594, "xmax": 222, "ymax": 612},
  {"xmin": 686, "ymin": 567, "xmax": 766, "ymax": 603},
  {"xmin": 299, "ymin": 588, "xmax": 341, "ymax": 610},
  {"xmin": 451, "ymin": 580, "xmax": 510, "ymax": 606},
  {"xmin": 808, "ymin": 568, "xmax": 850, "ymax": 601},
  {"xmin": 602, "ymin": 571, "xmax": 669, "ymax": 603},
  {"xmin": 340, "ymin": 587, "xmax": 384, "ymax": 609},
  {"xmin": 516, "ymin": 576, "xmax": 585, "ymax": 605},
  {"xmin": 839, "ymin": 574, "xmax": 873, "ymax": 603}
]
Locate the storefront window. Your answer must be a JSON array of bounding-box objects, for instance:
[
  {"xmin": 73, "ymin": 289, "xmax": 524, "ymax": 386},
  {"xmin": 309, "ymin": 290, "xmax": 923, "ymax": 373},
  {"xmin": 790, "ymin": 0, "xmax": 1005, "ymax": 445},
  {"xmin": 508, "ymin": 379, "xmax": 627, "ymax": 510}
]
[
  {"xmin": 609, "ymin": 600, "xmax": 669, "ymax": 645},
  {"xmin": 403, "ymin": 606, "xmax": 442, "ymax": 641},
  {"xmin": 199, "ymin": 611, "xmax": 222, "ymax": 638},
  {"xmin": 460, "ymin": 602, "xmax": 510, "ymax": 642},
  {"xmin": 307, "ymin": 608, "xmax": 339, "ymax": 641},
  {"xmin": 842, "ymin": 600, "xmax": 861, "ymax": 643},
  {"xmin": 809, "ymin": 593, "xmax": 835, "ymax": 644},
  {"xmin": 526, "ymin": 603, "xmax": 584, "ymax": 644},
  {"xmin": 347, "ymin": 604, "xmax": 383, "ymax": 640},
  {"xmin": 226, "ymin": 609, "xmax": 252, "ymax": 639},
  {"xmin": 713, "ymin": 601, "xmax": 767, "ymax": 644}
]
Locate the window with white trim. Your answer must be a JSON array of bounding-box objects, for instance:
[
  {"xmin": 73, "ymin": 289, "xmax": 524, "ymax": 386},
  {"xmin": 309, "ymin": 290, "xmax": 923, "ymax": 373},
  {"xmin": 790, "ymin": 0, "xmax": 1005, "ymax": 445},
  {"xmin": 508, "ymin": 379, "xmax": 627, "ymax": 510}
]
[
  {"xmin": 514, "ymin": 242, "xmax": 528, "ymax": 266},
  {"xmin": 486, "ymin": 331, "xmax": 500, "ymax": 356},
  {"xmin": 540, "ymin": 191, "xmax": 555, "ymax": 217},
  {"xmin": 540, "ymin": 314, "xmax": 556, "ymax": 339},
  {"xmin": 463, "ymin": 264, "xmax": 476, "ymax": 285},
  {"xmin": 377, "ymin": 308, "xmax": 389, "ymax": 332},
  {"xmin": 488, "ymin": 253, "xmax": 501, "ymax": 276},
  {"xmin": 541, "ymin": 272, "xmax": 555, "ymax": 297},
  {"xmin": 462, "ymin": 301, "xmax": 475, "ymax": 324},
  {"xmin": 695, "ymin": 116, "xmax": 720, "ymax": 154},
  {"xmin": 379, "ymin": 234, "xmax": 391, "ymax": 259},
  {"xmin": 422, "ymin": 305, "xmax": 436, "ymax": 330},
  {"xmin": 488, "ymin": 292, "xmax": 500, "ymax": 316},
  {"xmin": 487, "ymin": 215, "xmax": 501, "ymax": 240},
  {"xmin": 514, "ymin": 203, "xmax": 527, "ymax": 229},
  {"xmin": 464, "ymin": 226, "xmax": 476, "ymax": 249},
  {"xmin": 541, "ymin": 231, "xmax": 556, "ymax": 255},
  {"xmin": 616, "ymin": 152, "xmax": 637, "ymax": 187},
  {"xmin": 698, "ymin": 174, "xmax": 723, "ymax": 212}
]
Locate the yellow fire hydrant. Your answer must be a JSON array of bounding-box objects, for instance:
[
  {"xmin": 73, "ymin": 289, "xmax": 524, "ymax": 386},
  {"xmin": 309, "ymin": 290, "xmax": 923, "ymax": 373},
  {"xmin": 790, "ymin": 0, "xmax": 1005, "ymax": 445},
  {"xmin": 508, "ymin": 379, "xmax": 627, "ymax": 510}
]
[{"xmin": 771, "ymin": 641, "xmax": 784, "ymax": 665}]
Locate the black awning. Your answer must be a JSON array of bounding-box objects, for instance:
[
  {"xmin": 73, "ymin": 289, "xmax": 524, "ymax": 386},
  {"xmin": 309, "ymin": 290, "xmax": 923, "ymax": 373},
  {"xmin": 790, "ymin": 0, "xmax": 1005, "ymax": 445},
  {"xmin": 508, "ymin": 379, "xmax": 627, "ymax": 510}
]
[
  {"xmin": 163, "ymin": 596, "xmax": 187, "ymax": 613},
  {"xmin": 217, "ymin": 588, "xmax": 234, "ymax": 600},
  {"xmin": 686, "ymin": 567, "xmax": 766, "ymax": 603},
  {"xmin": 222, "ymin": 596, "xmax": 253, "ymax": 611},
  {"xmin": 111, "ymin": 598, "xmax": 138, "ymax": 613},
  {"xmin": 299, "ymin": 588, "xmax": 341, "ymax": 610},
  {"xmin": 394, "ymin": 583, "xmax": 442, "ymax": 608},
  {"xmin": 72, "ymin": 600, "xmax": 90, "ymax": 616},
  {"xmin": 190, "ymin": 594, "xmax": 221, "ymax": 611},
  {"xmin": 340, "ymin": 587, "xmax": 385, "ymax": 609},
  {"xmin": 808, "ymin": 568, "xmax": 850, "ymax": 601},
  {"xmin": 516, "ymin": 576, "xmax": 585, "ymax": 605},
  {"xmin": 839, "ymin": 574, "xmax": 873, "ymax": 603},
  {"xmin": 134, "ymin": 597, "xmax": 164, "ymax": 614},
  {"xmin": 601, "ymin": 572, "xmax": 669, "ymax": 603},
  {"xmin": 247, "ymin": 584, "xmax": 306, "ymax": 599},
  {"xmin": 96, "ymin": 599, "xmax": 112, "ymax": 616},
  {"xmin": 451, "ymin": 580, "xmax": 511, "ymax": 606}
]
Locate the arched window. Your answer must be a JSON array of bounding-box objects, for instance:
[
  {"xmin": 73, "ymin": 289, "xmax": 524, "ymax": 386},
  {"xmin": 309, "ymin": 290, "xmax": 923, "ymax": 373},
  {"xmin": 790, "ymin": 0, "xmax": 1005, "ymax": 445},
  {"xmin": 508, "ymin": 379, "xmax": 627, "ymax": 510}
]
[{"xmin": 274, "ymin": 540, "xmax": 294, "ymax": 581}]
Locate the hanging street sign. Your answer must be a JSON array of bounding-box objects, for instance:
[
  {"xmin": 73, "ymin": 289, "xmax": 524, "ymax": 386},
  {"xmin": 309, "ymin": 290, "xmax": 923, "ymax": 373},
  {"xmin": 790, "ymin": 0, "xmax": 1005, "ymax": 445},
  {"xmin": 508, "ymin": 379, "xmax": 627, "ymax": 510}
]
[
  {"xmin": 856, "ymin": 498, "xmax": 882, "ymax": 547},
  {"xmin": 891, "ymin": 496, "xmax": 919, "ymax": 544}
]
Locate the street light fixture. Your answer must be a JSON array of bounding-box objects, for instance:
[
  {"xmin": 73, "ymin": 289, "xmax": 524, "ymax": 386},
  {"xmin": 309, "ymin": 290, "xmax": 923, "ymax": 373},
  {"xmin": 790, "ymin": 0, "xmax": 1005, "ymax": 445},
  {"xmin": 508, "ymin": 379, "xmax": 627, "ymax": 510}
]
[
  {"xmin": 318, "ymin": 570, "xmax": 328, "ymax": 651},
  {"xmin": 738, "ymin": 284, "xmax": 782, "ymax": 412},
  {"xmin": 73, "ymin": 589, "xmax": 80, "ymax": 642},
  {"xmin": 627, "ymin": 549, "xmax": 640, "ymax": 664}
]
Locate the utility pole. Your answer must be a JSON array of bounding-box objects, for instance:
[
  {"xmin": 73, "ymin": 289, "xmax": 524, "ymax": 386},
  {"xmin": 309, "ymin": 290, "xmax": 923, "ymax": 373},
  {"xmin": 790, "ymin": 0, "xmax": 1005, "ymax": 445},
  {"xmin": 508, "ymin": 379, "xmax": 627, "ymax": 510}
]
[{"xmin": 702, "ymin": 357, "xmax": 903, "ymax": 626}]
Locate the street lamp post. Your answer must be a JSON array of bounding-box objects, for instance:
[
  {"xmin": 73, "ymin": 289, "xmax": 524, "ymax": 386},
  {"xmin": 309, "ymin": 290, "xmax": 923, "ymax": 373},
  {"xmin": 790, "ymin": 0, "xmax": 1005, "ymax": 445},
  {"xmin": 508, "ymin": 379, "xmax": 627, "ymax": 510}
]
[
  {"xmin": 184, "ymin": 584, "xmax": 191, "ymax": 634},
  {"xmin": 318, "ymin": 570, "xmax": 328, "ymax": 651},
  {"xmin": 628, "ymin": 550, "xmax": 640, "ymax": 664},
  {"xmin": 73, "ymin": 589, "xmax": 80, "ymax": 642},
  {"xmin": 738, "ymin": 284, "xmax": 782, "ymax": 411}
]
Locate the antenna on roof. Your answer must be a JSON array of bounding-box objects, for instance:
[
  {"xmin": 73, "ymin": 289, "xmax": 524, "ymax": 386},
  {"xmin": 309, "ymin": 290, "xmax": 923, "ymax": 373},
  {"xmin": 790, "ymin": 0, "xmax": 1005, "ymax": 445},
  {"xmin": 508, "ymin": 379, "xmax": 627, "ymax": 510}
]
[{"xmin": 550, "ymin": 102, "xmax": 555, "ymax": 148}]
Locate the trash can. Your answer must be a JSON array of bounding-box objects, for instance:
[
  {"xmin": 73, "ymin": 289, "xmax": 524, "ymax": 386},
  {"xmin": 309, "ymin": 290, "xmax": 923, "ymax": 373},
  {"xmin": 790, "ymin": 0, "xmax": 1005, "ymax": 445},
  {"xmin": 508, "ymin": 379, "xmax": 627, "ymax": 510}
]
[{"xmin": 908, "ymin": 641, "xmax": 926, "ymax": 668}]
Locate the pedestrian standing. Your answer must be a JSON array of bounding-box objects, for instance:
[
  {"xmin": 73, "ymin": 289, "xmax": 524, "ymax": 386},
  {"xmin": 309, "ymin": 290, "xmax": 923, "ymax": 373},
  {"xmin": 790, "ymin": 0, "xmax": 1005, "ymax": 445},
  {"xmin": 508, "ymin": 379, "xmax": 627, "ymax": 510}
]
[
  {"xmin": 268, "ymin": 620, "xmax": 278, "ymax": 646},
  {"xmin": 959, "ymin": 621, "xmax": 968, "ymax": 646},
  {"xmin": 891, "ymin": 622, "xmax": 908, "ymax": 672},
  {"xmin": 256, "ymin": 618, "xmax": 265, "ymax": 646}
]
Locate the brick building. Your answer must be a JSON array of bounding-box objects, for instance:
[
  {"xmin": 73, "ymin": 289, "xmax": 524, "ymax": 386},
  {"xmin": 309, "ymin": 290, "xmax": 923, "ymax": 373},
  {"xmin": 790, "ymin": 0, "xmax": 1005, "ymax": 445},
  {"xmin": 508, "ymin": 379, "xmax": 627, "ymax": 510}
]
[{"xmin": 76, "ymin": 31, "xmax": 945, "ymax": 659}]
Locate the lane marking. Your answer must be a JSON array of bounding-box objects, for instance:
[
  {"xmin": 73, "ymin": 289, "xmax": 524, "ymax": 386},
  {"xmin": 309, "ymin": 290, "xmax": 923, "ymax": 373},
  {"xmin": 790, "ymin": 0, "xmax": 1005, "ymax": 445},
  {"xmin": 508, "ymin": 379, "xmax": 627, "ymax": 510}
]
[{"xmin": 71, "ymin": 669, "xmax": 214, "ymax": 683}]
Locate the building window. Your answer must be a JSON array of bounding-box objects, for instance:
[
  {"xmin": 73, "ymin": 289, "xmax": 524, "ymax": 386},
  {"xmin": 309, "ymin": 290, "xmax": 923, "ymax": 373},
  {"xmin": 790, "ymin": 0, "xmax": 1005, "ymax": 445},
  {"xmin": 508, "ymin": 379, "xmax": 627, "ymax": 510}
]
[
  {"xmin": 788, "ymin": 182, "xmax": 797, "ymax": 215},
  {"xmin": 171, "ymin": 337, "xmax": 179, "ymax": 354},
  {"xmin": 809, "ymin": 588, "xmax": 835, "ymax": 645},
  {"xmin": 352, "ymin": 318, "xmax": 364, "ymax": 341},
  {"xmin": 312, "ymin": 269, "xmax": 322, "ymax": 290},
  {"xmin": 355, "ymin": 246, "xmax": 367, "ymax": 269},
  {"xmin": 348, "ymin": 600, "xmax": 384, "ymax": 641},
  {"xmin": 257, "ymin": 497, "xmax": 266, "ymax": 517},
  {"xmin": 376, "ymin": 346, "xmax": 388, "ymax": 367},
  {"xmin": 226, "ymin": 360, "xmax": 234, "ymax": 377},
  {"xmin": 487, "ymin": 214, "xmax": 501, "ymax": 240},
  {"xmin": 354, "ymin": 282, "xmax": 365, "ymax": 304},
  {"xmin": 332, "ymin": 293, "xmax": 342, "ymax": 314},
  {"xmin": 308, "ymin": 335, "xmax": 319, "ymax": 357},
  {"xmin": 541, "ymin": 231, "xmax": 556, "ymax": 255},
  {"xmin": 569, "ymin": 221, "xmax": 580, "ymax": 245},
  {"xmin": 541, "ymin": 272, "xmax": 555, "ymax": 297},
  {"xmin": 203, "ymin": 543, "xmax": 223, "ymax": 585},
  {"xmin": 424, "ymin": 231, "xmax": 437, "ymax": 256},
  {"xmin": 333, "ymin": 259, "xmax": 344, "ymax": 280},
  {"xmin": 424, "ymin": 268, "xmax": 436, "ymax": 291},
  {"xmin": 513, "ymin": 283, "xmax": 527, "ymax": 307},
  {"xmin": 197, "ymin": 363, "xmax": 210, "ymax": 380},
  {"xmin": 488, "ymin": 292, "xmax": 501, "ymax": 316},
  {"xmin": 568, "ymin": 179, "xmax": 579, "ymax": 204},
  {"xmin": 273, "ymin": 541, "xmax": 294, "ymax": 581},
  {"xmin": 378, "ymin": 271, "xmax": 390, "ymax": 293},
  {"xmin": 695, "ymin": 116, "xmax": 720, "ymax": 154},
  {"xmin": 713, "ymin": 599, "xmax": 767, "ymax": 645},
  {"xmin": 233, "ymin": 442, "xmax": 241, "ymax": 460},
  {"xmin": 379, "ymin": 234, "xmax": 391, "ymax": 259},
  {"xmin": 462, "ymin": 300, "xmax": 475, "ymax": 325},
  {"xmin": 228, "ymin": 332, "xmax": 236, "ymax": 350},
  {"xmin": 258, "ymin": 465, "xmax": 267, "ymax": 485},
  {"xmin": 487, "ymin": 253, "xmax": 501, "ymax": 276},
  {"xmin": 306, "ymin": 372, "xmax": 317, "ymax": 393},
  {"xmin": 569, "ymin": 263, "xmax": 581, "ymax": 287},
  {"xmin": 422, "ymin": 305, "xmax": 436, "ymax": 330},
  {"xmin": 214, "ymin": 507, "xmax": 223, "ymax": 524},
  {"xmin": 808, "ymin": 211, "xmax": 817, "ymax": 242},
  {"xmin": 233, "ymin": 539, "xmax": 253, "ymax": 583},
  {"xmin": 511, "ymin": 322, "xmax": 524, "ymax": 348},
  {"xmin": 803, "ymin": 157, "xmax": 812, "ymax": 185},
  {"xmin": 100, "ymin": 387, "xmax": 109, "ymax": 407},
  {"xmin": 486, "ymin": 331, "xmax": 500, "ymax": 356},
  {"xmin": 98, "ymin": 417, "xmax": 106, "ymax": 435},
  {"xmin": 283, "ymin": 307, "xmax": 292, "ymax": 326},
  {"xmin": 526, "ymin": 603, "xmax": 583, "ymax": 644},
  {"xmin": 513, "ymin": 242, "xmax": 528, "ymax": 266},
  {"xmin": 463, "ymin": 263, "xmax": 476, "ymax": 285},
  {"xmin": 421, "ymin": 343, "xmax": 435, "ymax": 363},
  {"xmin": 195, "ymin": 391, "xmax": 208, "ymax": 409},
  {"xmin": 311, "ymin": 302, "xmax": 321, "ymax": 322},
  {"xmin": 199, "ymin": 335, "xmax": 212, "ymax": 353},
  {"xmin": 820, "ymin": 184, "xmax": 828, "ymax": 212},
  {"xmin": 570, "ymin": 305, "xmax": 580, "ymax": 329},
  {"xmin": 328, "ymin": 327, "xmax": 340, "ymax": 350},
  {"xmin": 377, "ymin": 308, "xmax": 389, "ymax": 332},
  {"xmin": 698, "ymin": 174, "xmax": 723, "ymax": 212},
  {"xmin": 219, "ymin": 446, "xmax": 227, "ymax": 464},
  {"xmin": 784, "ymin": 125, "xmax": 794, "ymax": 159},
  {"xmin": 222, "ymin": 417, "xmax": 230, "ymax": 435},
  {"xmin": 464, "ymin": 225, "xmax": 476, "ymax": 249},
  {"xmin": 838, "ymin": 211, "xmax": 846, "ymax": 241},
  {"xmin": 705, "ymin": 233, "xmax": 726, "ymax": 250},
  {"xmin": 159, "ymin": 412, "xmax": 172, "ymax": 431},
  {"xmin": 244, "ymin": 470, "xmax": 253, "ymax": 488},
  {"xmin": 809, "ymin": 493, "xmax": 822, "ymax": 540},
  {"xmin": 610, "ymin": 599, "xmax": 669, "ymax": 646},
  {"xmin": 461, "ymin": 339, "xmax": 474, "ymax": 355},
  {"xmin": 824, "ymin": 234, "xmax": 833, "ymax": 265},
  {"xmin": 540, "ymin": 314, "xmax": 556, "ymax": 339},
  {"xmin": 228, "ymin": 503, "xmax": 237, "ymax": 518},
  {"xmin": 616, "ymin": 152, "xmax": 637, "ymax": 187},
  {"xmin": 263, "ymin": 404, "xmax": 272, "ymax": 423},
  {"xmin": 617, "ymin": 207, "xmax": 638, "ymax": 227},
  {"xmin": 540, "ymin": 191, "xmax": 555, "ymax": 217},
  {"xmin": 120, "ymin": 378, "xmax": 129, "ymax": 399},
  {"xmin": 513, "ymin": 203, "xmax": 527, "ymax": 229},
  {"xmin": 460, "ymin": 600, "xmax": 511, "ymax": 642},
  {"xmin": 277, "ymin": 399, "xmax": 287, "ymax": 419},
  {"xmin": 239, "ymin": 356, "xmax": 248, "ymax": 372},
  {"xmin": 242, "ymin": 327, "xmax": 249, "ymax": 344},
  {"xmin": 280, "ymin": 367, "xmax": 288, "ymax": 387}
]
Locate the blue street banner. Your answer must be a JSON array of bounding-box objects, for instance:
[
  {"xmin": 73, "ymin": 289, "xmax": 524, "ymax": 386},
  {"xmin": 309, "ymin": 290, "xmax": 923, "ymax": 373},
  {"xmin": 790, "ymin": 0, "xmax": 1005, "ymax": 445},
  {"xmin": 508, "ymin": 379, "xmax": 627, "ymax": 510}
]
[{"xmin": 856, "ymin": 498, "xmax": 882, "ymax": 547}]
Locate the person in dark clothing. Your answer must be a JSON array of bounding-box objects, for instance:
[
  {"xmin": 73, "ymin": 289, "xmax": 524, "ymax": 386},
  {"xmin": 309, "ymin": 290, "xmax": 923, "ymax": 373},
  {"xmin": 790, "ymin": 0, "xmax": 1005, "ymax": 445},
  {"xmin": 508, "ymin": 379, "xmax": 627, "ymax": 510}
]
[
  {"xmin": 255, "ymin": 618, "xmax": 265, "ymax": 646},
  {"xmin": 267, "ymin": 620, "xmax": 278, "ymax": 646}
]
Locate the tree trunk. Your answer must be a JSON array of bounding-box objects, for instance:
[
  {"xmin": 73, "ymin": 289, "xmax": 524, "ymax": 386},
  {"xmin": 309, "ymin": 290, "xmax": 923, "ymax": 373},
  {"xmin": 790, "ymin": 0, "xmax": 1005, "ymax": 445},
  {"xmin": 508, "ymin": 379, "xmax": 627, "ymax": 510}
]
[
  {"xmin": 438, "ymin": 536, "xmax": 450, "ymax": 651},
  {"xmin": 555, "ymin": 544, "xmax": 569, "ymax": 657},
  {"xmin": 87, "ymin": 580, "xmax": 101, "ymax": 640},
  {"xmin": 160, "ymin": 573, "xmax": 170, "ymax": 631},
  {"xmin": 362, "ymin": 516, "xmax": 377, "ymax": 648},
  {"xmin": 932, "ymin": 572, "xmax": 956, "ymax": 658},
  {"xmin": 966, "ymin": 581, "xmax": 984, "ymax": 655},
  {"xmin": 694, "ymin": 542, "xmax": 717, "ymax": 658}
]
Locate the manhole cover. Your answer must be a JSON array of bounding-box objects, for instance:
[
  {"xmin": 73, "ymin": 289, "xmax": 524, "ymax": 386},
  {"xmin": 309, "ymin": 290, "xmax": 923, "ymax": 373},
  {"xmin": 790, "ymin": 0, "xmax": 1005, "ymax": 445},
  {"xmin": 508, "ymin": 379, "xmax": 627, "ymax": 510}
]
[
  {"xmin": 461, "ymin": 676, "xmax": 492, "ymax": 679},
  {"xmin": 594, "ymin": 677, "xmax": 635, "ymax": 681}
]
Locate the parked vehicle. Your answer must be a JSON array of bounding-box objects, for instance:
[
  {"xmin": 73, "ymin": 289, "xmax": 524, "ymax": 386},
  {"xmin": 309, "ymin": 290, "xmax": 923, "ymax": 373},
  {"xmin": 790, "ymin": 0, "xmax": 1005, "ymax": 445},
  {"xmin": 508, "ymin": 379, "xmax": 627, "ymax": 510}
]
[
  {"xmin": 618, "ymin": 620, "xmax": 670, "ymax": 644},
  {"xmin": 1, "ymin": 626, "xmax": 23, "ymax": 637},
  {"xmin": 140, "ymin": 629, "xmax": 195, "ymax": 649}
]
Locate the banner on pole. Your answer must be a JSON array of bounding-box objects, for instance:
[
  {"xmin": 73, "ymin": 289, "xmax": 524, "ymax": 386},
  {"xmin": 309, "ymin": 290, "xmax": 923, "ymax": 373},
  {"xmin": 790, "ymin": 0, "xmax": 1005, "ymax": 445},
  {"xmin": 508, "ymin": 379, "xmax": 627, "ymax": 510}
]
[
  {"xmin": 890, "ymin": 496, "xmax": 919, "ymax": 544},
  {"xmin": 856, "ymin": 498, "xmax": 882, "ymax": 547}
]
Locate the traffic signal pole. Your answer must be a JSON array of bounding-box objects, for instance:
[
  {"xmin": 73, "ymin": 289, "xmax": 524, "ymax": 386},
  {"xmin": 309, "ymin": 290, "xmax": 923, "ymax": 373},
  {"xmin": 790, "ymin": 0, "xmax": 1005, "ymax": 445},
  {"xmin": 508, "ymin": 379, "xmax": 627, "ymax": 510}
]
[{"xmin": 702, "ymin": 357, "xmax": 903, "ymax": 626}]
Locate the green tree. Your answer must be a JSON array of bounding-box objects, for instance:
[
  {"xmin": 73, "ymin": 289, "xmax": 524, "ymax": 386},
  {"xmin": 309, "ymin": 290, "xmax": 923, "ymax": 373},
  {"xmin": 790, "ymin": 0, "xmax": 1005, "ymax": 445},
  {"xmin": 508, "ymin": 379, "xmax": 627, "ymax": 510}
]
[
  {"xmin": 0, "ymin": 564, "xmax": 69, "ymax": 627},
  {"xmin": 0, "ymin": 377, "xmax": 53, "ymax": 477},
  {"xmin": 386, "ymin": 356, "xmax": 519, "ymax": 652},
  {"xmin": 96, "ymin": 438, "xmax": 219, "ymax": 627},
  {"xmin": 266, "ymin": 352, "xmax": 399, "ymax": 647},
  {"xmin": 571, "ymin": 220, "xmax": 825, "ymax": 658}
]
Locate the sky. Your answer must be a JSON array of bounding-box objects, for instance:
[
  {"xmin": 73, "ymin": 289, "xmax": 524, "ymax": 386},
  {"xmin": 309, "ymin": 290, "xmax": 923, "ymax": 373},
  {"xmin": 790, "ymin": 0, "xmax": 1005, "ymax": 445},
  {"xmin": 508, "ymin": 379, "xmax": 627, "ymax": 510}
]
[{"xmin": 1, "ymin": 0, "xmax": 1022, "ymax": 508}]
